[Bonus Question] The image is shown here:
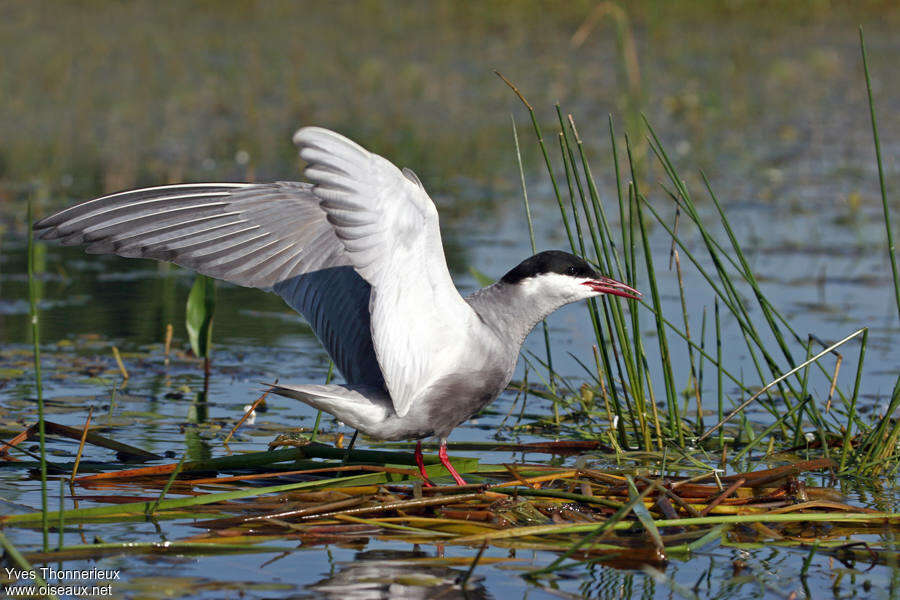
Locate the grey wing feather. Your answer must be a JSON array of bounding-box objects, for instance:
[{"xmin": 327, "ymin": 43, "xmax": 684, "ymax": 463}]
[
  {"xmin": 33, "ymin": 181, "xmax": 384, "ymax": 387},
  {"xmin": 33, "ymin": 182, "xmax": 350, "ymax": 287}
]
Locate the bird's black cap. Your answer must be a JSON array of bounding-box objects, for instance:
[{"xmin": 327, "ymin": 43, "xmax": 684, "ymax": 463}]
[{"xmin": 500, "ymin": 250, "xmax": 599, "ymax": 285}]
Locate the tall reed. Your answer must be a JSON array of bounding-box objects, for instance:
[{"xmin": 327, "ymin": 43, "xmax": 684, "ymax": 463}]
[
  {"xmin": 26, "ymin": 200, "xmax": 49, "ymax": 551},
  {"xmin": 501, "ymin": 66, "xmax": 881, "ymax": 462},
  {"xmin": 858, "ymin": 27, "xmax": 899, "ymax": 323}
]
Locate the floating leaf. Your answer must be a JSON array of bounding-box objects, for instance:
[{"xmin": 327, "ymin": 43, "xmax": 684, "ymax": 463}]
[{"xmin": 186, "ymin": 274, "xmax": 215, "ymax": 359}]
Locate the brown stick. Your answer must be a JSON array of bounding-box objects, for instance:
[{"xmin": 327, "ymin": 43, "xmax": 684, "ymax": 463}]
[
  {"xmin": 223, "ymin": 384, "xmax": 274, "ymax": 444},
  {"xmin": 700, "ymin": 478, "xmax": 745, "ymax": 517},
  {"xmin": 70, "ymin": 407, "xmax": 94, "ymax": 482}
]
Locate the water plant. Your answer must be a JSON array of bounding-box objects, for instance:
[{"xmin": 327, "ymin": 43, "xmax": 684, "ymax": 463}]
[
  {"xmin": 25, "ymin": 200, "xmax": 48, "ymax": 552},
  {"xmin": 859, "ymin": 26, "xmax": 899, "ymax": 322},
  {"xmin": 185, "ymin": 274, "xmax": 216, "ymax": 375},
  {"xmin": 491, "ymin": 29, "xmax": 897, "ymax": 475}
]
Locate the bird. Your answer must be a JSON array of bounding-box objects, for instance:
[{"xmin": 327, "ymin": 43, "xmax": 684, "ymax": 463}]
[{"xmin": 33, "ymin": 126, "xmax": 641, "ymax": 486}]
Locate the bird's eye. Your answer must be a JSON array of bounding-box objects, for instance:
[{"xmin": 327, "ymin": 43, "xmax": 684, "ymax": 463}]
[{"xmin": 566, "ymin": 266, "xmax": 577, "ymax": 275}]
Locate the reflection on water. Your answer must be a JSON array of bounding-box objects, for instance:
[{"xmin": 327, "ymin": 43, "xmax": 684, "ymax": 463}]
[{"xmin": 308, "ymin": 549, "xmax": 489, "ymax": 600}]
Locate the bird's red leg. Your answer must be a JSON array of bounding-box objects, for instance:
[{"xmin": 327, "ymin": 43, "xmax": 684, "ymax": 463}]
[
  {"xmin": 415, "ymin": 440, "xmax": 434, "ymax": 487},
  {"xmin": 438, "ymin": 439, "xmax": 467, "ymax": 486}
]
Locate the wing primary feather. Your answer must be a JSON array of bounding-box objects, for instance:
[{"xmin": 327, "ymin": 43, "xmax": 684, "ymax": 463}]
[
  {"xmin": 180, "ymin": 231, "xmax": 273, "ymax": 264},
  {"xmin": 33, "ymin": 183, "xmax": 251, "ymax": 230},
  {"xmin": 75, "ymin": 201, "xmax": 232, "ymax": 241},
  {"xmin": 47, "ymin": 193, "xmax": 233, "ymax": 234},
  {"xmin": 110, "ymin": 214, "xmax": 247, "ymax": 254},
  {"xmin": 147, "ymin": 223, "xmax": 261, "ymax": 254}
]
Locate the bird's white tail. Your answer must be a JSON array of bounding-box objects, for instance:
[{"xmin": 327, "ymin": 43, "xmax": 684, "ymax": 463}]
[{"xmin": 267, "ymin": 383, "xmax": 392, "ymax": 431}]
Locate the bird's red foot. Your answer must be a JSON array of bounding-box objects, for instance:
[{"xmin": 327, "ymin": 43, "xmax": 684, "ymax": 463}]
[
  {"xmin": 414, "ymin": 440, "xmax": 435, "ymax": 487},
  {"xmin": 438, "ymin": 441, "xmax": 467, "ymax": 486}
]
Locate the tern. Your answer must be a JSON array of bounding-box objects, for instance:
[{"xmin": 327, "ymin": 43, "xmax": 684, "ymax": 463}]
[{"xmin": 34, "ymin": 127, "xmax": 641, "ymax": 486}]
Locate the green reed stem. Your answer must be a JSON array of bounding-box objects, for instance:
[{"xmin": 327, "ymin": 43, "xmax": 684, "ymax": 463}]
[
  {"xmin": 27, "ymin": 200, "xmax": 48, "ymax": 552},
  {"xmin": 839, "ymin": 328, "xmax": 868, "ymax": 472},
  {"xmin": 570, "ymin": 117, "xmax": 644, "ymax": 430},
  {"xmin": 644, "ymin": 124, "xmax": 801, "ymax": 411},
  {"xmin": 715, "ymin": 299, "xmax": 724, "ymax": 448},
  {"xmin": 0, "ymin": 532, "xmax": 58, "ymax": 600},
  {"xmin": 149, "ymin": 453, "xmax": 188, "ymax": 515},
  {"xmin": 860, "ymin": 375, "xmax": 900, "ymax": 470},
  {"xmin": 859, "ymin": 27, "xmax": 899, "ymax": 322},
  {"xmin": 627, "ymin": 138, "xmax": 679, "ymax": 444},
  {"xmin": 795, "ymin": 339, "xmax": 814, "ymax": 447},
  {"xmin": 701, "ymin": 172, "xmax": 796, "ymax": 368},
  {"xmin": 311, "ymin": 361, "xmax": 335, "ymax": 442},
  {"xmin": 513, "ymin": 115, "xmax": 556, "ymax": 402},
  {"xmin": 562, "ymin": 113, "xmax": 639, "ymax": 444},
  {"xmin": 731, "ymin": 397, "xmax": 810, "ymax": 463},
  {"xmin": 651, "ymin": 166, "xmax": 850, "ymax": 410}
]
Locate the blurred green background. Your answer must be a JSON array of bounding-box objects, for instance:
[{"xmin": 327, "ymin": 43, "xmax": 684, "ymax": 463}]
[
  {"xmin": 1, "ymin": 0, "xmax": 898, "ymax": 352},
  {"xmin": 1, "ymin": 1, "xmax": 897, "ymax": 216}
]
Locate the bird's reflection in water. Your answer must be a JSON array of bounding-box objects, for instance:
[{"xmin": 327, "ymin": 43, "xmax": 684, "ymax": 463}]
[{"xmin": 307, "ymin": 549, "xmax": 490, "ymax": 600}]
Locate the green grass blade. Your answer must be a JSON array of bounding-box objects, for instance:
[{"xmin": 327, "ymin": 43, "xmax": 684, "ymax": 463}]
[{"xmin": 149, "ymin": 454, "xmax": 188, "ymax": 515}]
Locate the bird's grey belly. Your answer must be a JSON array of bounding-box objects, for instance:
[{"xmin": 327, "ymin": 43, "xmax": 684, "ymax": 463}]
[{"xmin": 377, "ymin": 367, "xmax": 512, "ymax": 440}]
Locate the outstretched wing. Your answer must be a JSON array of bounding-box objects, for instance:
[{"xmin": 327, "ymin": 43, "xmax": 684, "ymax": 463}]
[
  {"xmin": 293, "ymin": 127, "xmax": 473, "ymax": 418},
  {"xmin": 33, "ymin": 181, "xmax": 384, "ymax": 387}
]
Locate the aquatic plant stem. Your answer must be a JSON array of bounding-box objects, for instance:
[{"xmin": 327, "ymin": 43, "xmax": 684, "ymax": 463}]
[
  {"xmin": 27, "ymin": 200, "xmax": 48, "ymax": 552},
  {"xmin": 310, "ymin": 361, "xmax": 335, "ymax": 442},
  {"xmin": 627, "ymin": 135, "xmax": 679, "ymax": 444},
  {"xmin": 839, "ymin": 328, "xmax": 869, "ymax": 473},
  {"xmin": 341, "ymin": 430, "xmax": 360, "ymax": 466},
  {"xmin": 149, "ymin": 454, "xmax": 188, "ymax": 515},
  {"xmin": 571, "ymin": 116, "xmax": 642, "ymax": 445},
  {"xmin": 715, "ymin": 299, "xmax": 724, "ymax": 448},
  {"xmin": 859, "ymin": 27, "xmax": 899, "ymax": 322},
  {"xmin": 512, "ymin": 115, "xmax": 556, "ymax": 403},
  {"xmin": 731, "ymin": 397, "xmax": 810, "ymax": 463},
  {"xmin": 0, "ymin": 532, "xmax": 57, "ymax": 600},
  {"xmin": 459, "ymin": 541, "xmax": 488, "ymax": 588},
  {"xmin": 71, "ymin": 407, "xmax": 93, "ymax": 484},
  {"xmin": 860, "ymin": 375, "xmax": 900, "ymax": 472},
  {"xmin": 698, "ymin": 328, "xmax": 866, "ymax": 443}
]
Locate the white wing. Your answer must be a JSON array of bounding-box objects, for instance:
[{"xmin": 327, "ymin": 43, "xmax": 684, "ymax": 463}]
[
  {"xmin": 294, "ymin": 127, "xmax": 473, "ymax": 418},
  {"xmin": 33, "ymin": 181, "xmax": 384, "ymax": 387}
]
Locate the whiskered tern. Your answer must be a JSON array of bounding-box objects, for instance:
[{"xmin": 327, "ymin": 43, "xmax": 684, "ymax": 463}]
[{"xmin": 34, "ymin": 127, "xmax": 641, "ymax": 485}]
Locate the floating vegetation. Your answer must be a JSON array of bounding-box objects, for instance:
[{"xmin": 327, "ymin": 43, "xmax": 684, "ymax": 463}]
[{"xmin": 1, "ymin": 436, "xmax": 897, "ymax": 570}]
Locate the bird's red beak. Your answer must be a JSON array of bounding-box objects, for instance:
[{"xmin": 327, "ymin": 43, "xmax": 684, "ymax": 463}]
[{"xmin": 583, "ymin": 277, "xmax": 642, "ymax": 300}]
